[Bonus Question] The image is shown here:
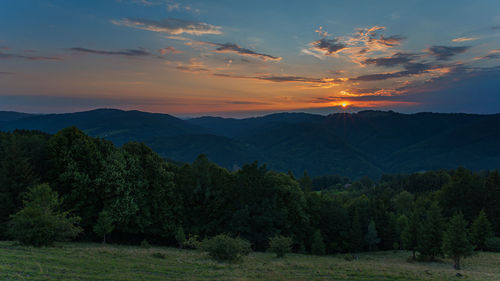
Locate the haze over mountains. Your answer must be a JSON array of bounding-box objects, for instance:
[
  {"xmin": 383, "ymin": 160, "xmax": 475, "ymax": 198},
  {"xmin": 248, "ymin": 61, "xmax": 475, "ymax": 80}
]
[{"xmin": 1, "ymin": 108, "xmax": 499, "ymax": 179}]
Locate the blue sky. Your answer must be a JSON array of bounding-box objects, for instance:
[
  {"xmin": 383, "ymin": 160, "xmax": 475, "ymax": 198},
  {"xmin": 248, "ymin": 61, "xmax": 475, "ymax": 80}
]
[{"xmin": 1, "ymin": 0, "xmax": 500, "ymax": 116}]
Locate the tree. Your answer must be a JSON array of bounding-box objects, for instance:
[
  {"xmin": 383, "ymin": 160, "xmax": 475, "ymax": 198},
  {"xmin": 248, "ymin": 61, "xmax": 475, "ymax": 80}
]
[
  {"xmin": 349, "ymin": 209, "xmax": 364, "ymax": 252},
  {"xmin": 470, "ymin": 210, "xmax": 493, "ymax": 250},
  {"xmin": 94, "ymin": 210, "xmax": 114, "ymax": 244},
  {"xmin": 268, "ymin": 235, "xmax": 293, "ymax": 258},
  {"xmin": 402, "ymin": 211, "xmax": 420, "ymax": 260},
  {"xmin": 0, "ymin": 142, "xmax": 38, "ymax": 237},
  {"xmin": 365, "ymin": 220, "xmax": 380, "ymax": 251},
  {"xmin": 442, "ymin": 213, "xmax": 473, "ymax": 269},
  {"xmin": 392, "ymin": 191, "xmax": 414, "ymax": 215},
  {"xmin": 417, "ymin": 203, "xmax": 444, "ymax": 260},
  {"xmin": 311, "ymin": 230, "xmax": 326, "ymax": 255},
  {"xmin": 175, "ymin": 227, "xmax": 186, "ymax": 248},
  {"xmin": 8, "ymin": 184, "xmax": 82, "ymax": 247},
  {"xmin": 299, "ymin": 171, "xmax": 312, "ymax": 192}
]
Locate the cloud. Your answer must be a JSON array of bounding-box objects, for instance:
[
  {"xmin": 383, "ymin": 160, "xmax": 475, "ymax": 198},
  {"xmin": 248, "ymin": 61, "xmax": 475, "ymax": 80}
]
[
  {"xmin": 70, "ymin": 47, "xmax": 151, "ymax": 56},
  {"xmin": 112, "ymin": 18, "xmax": 222, "ymax": 35},
  {"xmin": 0, "ymin": 71, "xmax": 14, "ymax": 75},
  {"xmin": 167, "ymin": 2, "xmax": 180, "ymax": 11},
  {"xmin": 159, "ymin": 46, "xmax": 183, "ymax": 55},
  {"xmin": 476, "ymin": 49, "xmax": 500, "ymax": 60},
  {"xmin": 452, "ymin": 37, "xmax": 479, "ymax": 42},
  {"xmin": 351, "ymin": 62, "xmax": 432, "ymax": 81},
  {"xmin": 213, "ymin": 73, "xmax": 345, "ymax": 88},
  {"xmin": 362, "ymin": 52, "xmax": 417, "ymax": 67},
  {"xmin": 310, "ymin": 38, "xmax": 346, "ymax": 55},
  {"xmin": 207, "ymin": 42, "xmax": 281, "ymax": 61},
  {"xmin": 0, "ymin": 51, "xmax": 61, "ymax": 61},
  {"xmin": 300, "ymin": 48, "xmax": 324, "ymax": 60},
  {"xmin": 225, "ymin": 100, "xmax": 270, "ymax": 105},
  {"xmin": 378, "ymin": 35, "xmax": 405, "ymax": 46},
  {"xmin": 303, "ymin": 26, "xmax": 405, "ymax": 63},
  {"xmin": 176, "ymin": 58, "xmax": 211, "ymax": 73},
  {"xmin": 427, "ymin": 45, "xmax": 469, "ymax": 60}
]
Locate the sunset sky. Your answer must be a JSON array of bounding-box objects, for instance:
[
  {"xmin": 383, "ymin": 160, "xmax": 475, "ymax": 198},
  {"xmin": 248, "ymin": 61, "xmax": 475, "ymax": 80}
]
[{"xmin": 1, "ymin": 0, "xmax": 500, "ymax": 117}]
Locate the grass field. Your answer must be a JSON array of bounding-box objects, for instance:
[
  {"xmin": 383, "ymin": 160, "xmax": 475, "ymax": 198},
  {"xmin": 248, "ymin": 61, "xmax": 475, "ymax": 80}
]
[{"xmin": 0, "ymin": 241, "xmax": 499, "ymax": 280}]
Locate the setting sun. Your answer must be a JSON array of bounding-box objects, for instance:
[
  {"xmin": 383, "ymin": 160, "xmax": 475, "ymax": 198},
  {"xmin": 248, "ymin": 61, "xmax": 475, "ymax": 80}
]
[{"xmin": 341, "ymin": 102, "xmax": 348, "ymax": 108}]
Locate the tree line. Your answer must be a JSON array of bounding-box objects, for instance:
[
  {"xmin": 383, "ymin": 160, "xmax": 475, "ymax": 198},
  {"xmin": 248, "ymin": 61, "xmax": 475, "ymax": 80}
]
[{"xmin": 0, "ymin": 127, "xmax": 499, "ymax": 266}]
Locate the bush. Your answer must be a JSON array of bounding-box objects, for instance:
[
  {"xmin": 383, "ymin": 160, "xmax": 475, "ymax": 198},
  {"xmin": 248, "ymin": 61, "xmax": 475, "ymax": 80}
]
[
  {"xmin": 151, "ymin": 252, "xmax": 166, "ymax": 259},
  {"xmin": 202, "ymin": 234, "xmax": 251, "ymax": 262},
  {"xmin": 268, "ymin": 235, "xmax": 293, "ymax": 258},
  {"xmin": 8, "ymin": 184, "xmax": 82, "ymax": 247},
  {"xmin": 141, "ymin": 239, "xmax": 151, "ymax": 249},
  {"xmin": 484, "ymin": 237, "xmax": 500, "ymax": 252},
  {"xmin": 184, "ymin": 234, "xmax": 202, "ymax": 250}
]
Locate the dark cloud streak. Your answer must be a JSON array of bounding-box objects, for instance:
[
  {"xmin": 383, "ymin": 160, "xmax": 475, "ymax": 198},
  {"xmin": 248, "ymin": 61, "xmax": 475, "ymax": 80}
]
[
  {"xmin": 70, "ymin": 47, "xmax": 151, "ymax": 56},
  {"xmin": 427, "ymin": 45, "xmax": 469, "ymax": 60}
]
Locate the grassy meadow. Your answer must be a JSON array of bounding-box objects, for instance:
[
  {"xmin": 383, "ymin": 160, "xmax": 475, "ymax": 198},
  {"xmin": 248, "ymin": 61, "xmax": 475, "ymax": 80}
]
[{"xmin": 0, "ymin": 241, "xmax": 499, "ymax": 280}]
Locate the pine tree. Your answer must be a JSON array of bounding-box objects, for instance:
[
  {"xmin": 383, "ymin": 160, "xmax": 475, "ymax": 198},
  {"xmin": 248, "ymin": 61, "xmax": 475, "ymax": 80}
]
[
  {"xmin": 470, "ymin": 210, "xmax": 493, "ymax": 250},
  {"xmin": 299, "ymin": 171, "xmax": 312, "ymax": 192},
  {"xmin": 442, "ymin": 213, "xmax": 473, "ymax": 269},
  {"xmin": 311, "ymin": 230, "xmax": 326, "ymax": 255},
  {"xmin": 365, "ymin": 220, "xmax": 380, "ymax": 251},
  {"xmin": 417, "ymin": 203, "xmax": 444, "ymax": 260}
]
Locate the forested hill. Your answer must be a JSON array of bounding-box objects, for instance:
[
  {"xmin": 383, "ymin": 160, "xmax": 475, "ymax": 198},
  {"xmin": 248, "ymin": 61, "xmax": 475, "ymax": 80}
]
[{"xmin": 1, "ymin": 109, "xmax": 500, "ymax": 178}]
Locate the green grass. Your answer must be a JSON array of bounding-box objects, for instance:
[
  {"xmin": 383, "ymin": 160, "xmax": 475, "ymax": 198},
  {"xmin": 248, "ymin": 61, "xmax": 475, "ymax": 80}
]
[{"xmin": 0, "ymin": 241, "xmax": 499, "ymax": 280}]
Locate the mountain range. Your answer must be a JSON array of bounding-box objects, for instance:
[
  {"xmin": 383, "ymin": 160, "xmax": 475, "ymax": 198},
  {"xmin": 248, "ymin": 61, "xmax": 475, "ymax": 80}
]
[{"xmin": 1, "ymin": 108, "xmax": 499, "ymax": 179}]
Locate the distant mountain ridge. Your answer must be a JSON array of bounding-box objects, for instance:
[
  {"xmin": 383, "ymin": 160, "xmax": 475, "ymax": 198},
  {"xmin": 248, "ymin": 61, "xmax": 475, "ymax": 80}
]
[{"xmin": 1, "ymin": 108, "xmax": 499, "ymax": 179}]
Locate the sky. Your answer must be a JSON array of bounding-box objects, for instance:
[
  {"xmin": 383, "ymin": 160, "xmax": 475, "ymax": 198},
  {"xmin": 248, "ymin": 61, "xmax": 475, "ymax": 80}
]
[{"xmin": 1, "ymin": 0, "xmax": 500, "ymax": 117}]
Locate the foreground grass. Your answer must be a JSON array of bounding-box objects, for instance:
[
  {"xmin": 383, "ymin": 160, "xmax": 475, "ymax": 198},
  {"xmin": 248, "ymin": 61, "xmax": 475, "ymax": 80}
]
[{"xmin": 0, "ymin": 241, "xmax": 499, "ymax": 280}]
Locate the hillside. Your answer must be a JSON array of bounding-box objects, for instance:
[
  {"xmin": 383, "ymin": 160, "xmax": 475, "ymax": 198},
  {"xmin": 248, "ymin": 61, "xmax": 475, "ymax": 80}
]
[
  {"xmin": 1, "ymin": 242, "xmax": 499, "ymax": 280},
  {"xmin": 1, "ymin": 109, "xmax": 500, "ymax": 178}
]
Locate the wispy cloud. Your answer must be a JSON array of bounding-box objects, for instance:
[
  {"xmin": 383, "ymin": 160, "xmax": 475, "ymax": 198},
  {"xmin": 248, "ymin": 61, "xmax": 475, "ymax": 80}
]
[
  {"xmin": 427, "ymin": 45, "xmax": 469, "ymax": 60},
  {"xmin": 351, "ymin": 62, "xmax": 433, "ymax": 81},
  {"xmin": 213, "ymin": 73, "xmax": 346, "ymax": 88},
  {"xmin": 0, "ymin": 51, "xmax": 61, "ymax": 61},
  {"xmin": 452, "ymin": 37, "xmax": 479, "ymax": 42},
  {"xmin": 204, "ymin": 42, "xmax": 281, "ymax": 61},
  {"xmin": 112, "ymin": 18, "xmax": 222, "ymax": 35},
  {"xmin": 176, "ymin": 58, "xmax": 211, "ymax": 73},
  {"xmin": 70, "ymin": 47, "xmax": 151, "ymax": 56},
  {"xmin": 362, "ymin": 52, "xmax": 418, "ymax": 67},
  {"xmin": 159, "ymin": 46, "xmax": 183, "ymax": 54}
]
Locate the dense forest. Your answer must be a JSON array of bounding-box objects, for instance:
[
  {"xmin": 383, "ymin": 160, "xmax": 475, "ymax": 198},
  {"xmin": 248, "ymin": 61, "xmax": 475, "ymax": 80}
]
[
  {"xmin": 1, "ymin": 127, "xmax": 499, "ymax": 261},
  {"xmin": 2, "ymin": 109, "xmax": 500, "ymax": 179}
]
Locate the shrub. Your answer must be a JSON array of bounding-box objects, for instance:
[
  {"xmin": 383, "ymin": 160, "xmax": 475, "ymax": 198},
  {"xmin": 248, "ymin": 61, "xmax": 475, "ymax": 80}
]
[
  {"xmin": 269, "ymin": 235, "xmax": 293, "ymax": 258},
  {"xmin": 151, "ymin": 252, "xmax": 166, "ymax": 259},
  {"xmin": 484, "ymin": 237, "xmax": 500, "ymax": 252},
  {"xmin": 202, "ymin": 234, "xmax": 251, "ymax": 262},
  {"xmin": 8, "ymin": 184, "xmax": 82, "ymax": 247},
  {"xmin": 184, "ymin": 234, "xmax": 202, "ymax": 250},
  {"xmin": 141, "ymin": 239, "xmax": 151, "ymax": 249}
]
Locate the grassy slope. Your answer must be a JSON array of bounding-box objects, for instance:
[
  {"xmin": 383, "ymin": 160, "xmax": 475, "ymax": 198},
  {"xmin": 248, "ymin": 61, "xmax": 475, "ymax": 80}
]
[{"xmin": 0, "ymin": 242, "xmax": 499, "ymax": 281}]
